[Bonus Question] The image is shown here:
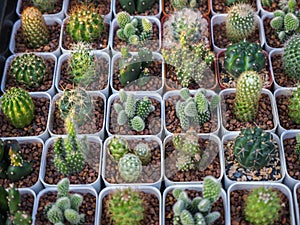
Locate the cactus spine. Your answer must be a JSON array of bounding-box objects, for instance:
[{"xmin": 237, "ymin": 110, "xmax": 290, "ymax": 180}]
[
  {"xmin": 288, "ymin": 85, "xmax": 300, "ymax": 124},
  {"xmin": 282, "ymin": 35, "xmax": 300, "ymax": 79},
  {"xmin": 107, "ymin": 136, "xmax": 130, "ymax": 161},
  {"xmin": 118, "ymin": 153, "xmax": 142, "ymax": 182},
  {"xmin": 31, "ymin": 0, "xmax": 59, "ymax": 12}
]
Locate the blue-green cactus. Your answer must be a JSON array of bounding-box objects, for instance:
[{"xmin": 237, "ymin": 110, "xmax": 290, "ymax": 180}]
[{"xmin": 118, "ymin": 153, "xmax": 142, "ymax": 182}]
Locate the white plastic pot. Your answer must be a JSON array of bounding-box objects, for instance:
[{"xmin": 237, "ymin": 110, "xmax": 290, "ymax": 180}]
[
  {"xmin": 293, "ymin": 182, "xmax": 300, "ymax": 225},
  {"xmin": 210, "ymin": 0, "xmax": 260, "ymax": 15}
]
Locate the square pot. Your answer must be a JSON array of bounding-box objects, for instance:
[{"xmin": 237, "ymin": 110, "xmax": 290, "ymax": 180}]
[
  {"xmin": 210, "ymin": 0, "xmax": 259, "ymax": 15},
  {"xmin": 162, "ymin": 0, "xmax": 210, "ymax": 17}
]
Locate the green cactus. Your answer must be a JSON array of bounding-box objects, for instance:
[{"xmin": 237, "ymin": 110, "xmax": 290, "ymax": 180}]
[
  {"xmin": 245, "ymin": 187, "xmax": 281, "ymax": 225},
  {"xmin": 21, "ymin": 6, "xmax": 49, "ymax": 48},
  {"xmin": 225, "ymin": 3, "xmax": 256, "ymax": 42},
  {"xmin": 119, "ymin": 0, "xmax": 155, "ymax": 13},
  {"xmin": 108, "ymin": 188, "xmax": 144, "ymax": 225},
  {"xmin": 288, "ymin": 85, "xmax": 300, "ymax": 124},
  {"xmin": 226, "ymin": 0, "xmax": 247, "ymax": 6},
  {"xmin": 133, "ymin": 143, "xmax": 151, "ymax": 164},
  {"xmin": 282, "ymin": 35, "xmax": 300, "ymax": 79},
  {"xmin": 295, "ymin": 133, "xmax": 300, "ymax": 158},
  {"xmin": 224, "ymin": 40, "xmax": 266, "ymax": 78},
  {"xmin": 118, "ymin": 153, "xmax": 142, "ymax": 182},
  {"xmin": 1, "ymin": 87, "xmax": 35, "ymax": 128},
  {"xmin": 171, "ymin": 0, "xmax": 200, "ymax": 10},
  {"xmin": 31, "ymin": 0, "xmax": 59, "ymax": 12},
  {"xmin": 107, "ymin": 136, "xmax": 130, "ymax": 161},
  {"xmin": 261, "ymin": 0, "xmax": 273, "ymax": 7},
  {"xmin": 234, "ymin": 71, "xmax": 262, "ymax": 122},
  {"xmin": 67, "ymin": 3, "xmax": 105, "ymax": 42}
]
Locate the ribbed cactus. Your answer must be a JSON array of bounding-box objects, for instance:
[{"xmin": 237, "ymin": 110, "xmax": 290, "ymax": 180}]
[
  {"xmin": 31, "ymin": 0, "xmax": 59, "ymax": 12},
  {"xmin": 118, "ymin": 153, "xmax": 142, "ymax": 182},
  {"xmin": 234, "ymin": 127, "xmax": 276, "ymax": 170},
  {"xmin": 107, "ymin": 136, "xmax": 130, "ymax": 161},
  {"xmin": 1, "ymin": 87, "xmax": 35, "ymax": 128},
  {"xmin": 171, "ymin": 0, "xmax": 200, "ymax": 10},
  {"xmin": 133, "ymin": 143, "xmax": 151, "ymax": 164},
  {"xmin": 226, "ymin": 3, "xmax": 256, "ymax": 42},
  {"xmin": 261, "ymin": 0, "xmax": 273, "ymax": 7},
  {"xmin": 109, "ymin": 188, "xmax": 144, "ymax": 225},
  {"xmin": 21, "ymin": 6, "xmax": 49, "ymax": 48},
  {"xmin": 119, "ymin": 0, "xmax": 155, "ymax": 13},
  {"xmin": 245, "ymin": 187, "xmax": 281, "ymax": 225},
  {"xmin": 67, "ymin": 3, "xmax": 104, "ymax": 42},
  {"xmin": 224, "ymin": 40, "xmax": 266, "ymax": 78},
  {"xmin": 288, "ymin": 85, "xmax": 300, "ymax": 124},
  {"xmin": 234, "ymin": 71, "xmax": 262, "ymax": 122},
  {"xmin": 10, "ymin": 53, "xmax": 46, "ymax": 88},
  {"xmin": 282, "ymin": 35, "xmax": 300, "ymax": 79}
]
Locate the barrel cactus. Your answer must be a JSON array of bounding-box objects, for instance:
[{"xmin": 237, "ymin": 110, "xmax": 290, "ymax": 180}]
[
  {"xmin": 118, "ymin": 153, "xmax": 142, "ymax": 182},
  {"xmin": 1, "ymin": 87, "xmax": 35, "ymax": 128},
  {"xmin": 282, "ymin": 35, "xmax": 300, "ymax": 79},
  {"xmin": 119, "ymin": 0, "xmax": 155, "ymax": 14},
  {"xmin": 31, "ymin": 0, "xmax": 58, "ymax": 12},
  {"xmin": 107, "ymin": 136, "xmax": 130, "ymax": 161},
  {"xmin": 288, "ymin": 85, "xmax": 300, "ymax": 124}
]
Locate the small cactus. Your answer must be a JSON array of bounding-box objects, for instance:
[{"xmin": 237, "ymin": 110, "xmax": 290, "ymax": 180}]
[
  {"xmin": 171, "ymin": 0, "xmax": 200, "ymax": 10},
  {"xmin": 226, "ymin": 0, "xmax": 247, "ymax": 6},
  {"xmin": 282, "ymin": 35, "xmax": 300, "ymax": 79},
  {"xmin": 133, "ymin": 143, "xmax": 151, "ymax": 164},
  {"xmin": 119, "ymin": 0, "xmax": 155, "ymax": 14},
  {"xmin": 295, "ymin": 133, "xmax": 300, "ymax": 158},
  {"xmin": 288, "ymin": 85, "xmax": 300, "ymax": 124},
  {"xmin": 261, "ymin": 0, "xmax": 273, "ymax": 7},
  {"xmin": 107, "ymin": 136, "xmax": 130, "ymax": 161},
  {"xmin": 31, "ymin": 0, "xmax": 59, "ymax": 12},
  {"xmin": 118, "ymin": 153, "xmax": 142, "ymax": 182}
]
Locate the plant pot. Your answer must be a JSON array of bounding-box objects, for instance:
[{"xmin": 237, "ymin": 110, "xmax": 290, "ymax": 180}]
[
  {"xmin": 110, "ymin": 52, "xmax": 164, "ymax": 95},
  {"xmin": 102, "ymin": 135, "xmax": 163, "ymax": 188},
  {"xmin": 222, "ymin": 131, "xmax": 285, "ymax": 189},
  {"xmin": 55, "ymin": 51, "xmax": 110, "ymax": 97},
  {"xmin": 258, "ymin": 0, "xmax": 300, "ymax": 17},
  {"xmin": 17, "ymin": 188, "xmax": 36, "ymax": 225},
  {"xmin": 294, "ymin": 182, "xmax": 300, "ymax": 225},
  {"xmin": 228, "ymin": 182, "xmax": 296, "ymax": 225},
  {"xmin": 1, "ymin": 52, "xmax": 57, "ymax": 96},
  {"xmin": 39, "ymin": 135, "xmax": 102, "ymax": 192},
  {"xmin": 162, "ymin": 0, "xmax": 210, "ymax": 17},
  {"xmin": 210, "ymin": 0, "xmax": 259, "ymax": 15},
  {"xmin": 0, "ymin": 19, "xmax": 13, "ymax": 58},
  {"xmin": 163, "ymin": 133, "xmax": 224, "ymax": 187},
  {"xmin": 219, "ymin": 88, "xmax": 278, "ymax": 135}
]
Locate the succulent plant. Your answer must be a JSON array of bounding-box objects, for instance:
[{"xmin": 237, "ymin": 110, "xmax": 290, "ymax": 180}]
[
  {"xmin": 1, "ymin": 87, "xmax": 35, "ymax": 128},
  {"xmin": 261, "ymin": 0, "xmax": 273, "ymax": 7},
  {"xmin": 171, "ymin": 0, "xmax": 201, "ymax": 10},
  {"xmin": 107, "ymin": 136, "xmax": 130, "ymax": 161},
  {"xmin": 133, "ymin": 143, "xmax": 151, "ymax": 164},
  {"xmin": 288, "ymin": 85, "xmax": 300, "ymax": 124},
  {"xmin": 245, "ymin": 186, "xmax": 281, "ymax": 225},
  {"xmin": 226, "ymin": 0, "xmax": 247, "ymax": 6},
  {"xmin": 282, "ymin": 35, "xmax": 300, "ymax": 79},
  {"xmin": 119, "ymin": 0, "xmax": 155, "ymax": 13},
  {"xmin": 31, "ymin": 0, "xmax": 59, "ymax": 12},
  {"xmin": 21, "ymin": 6, "xmax": 49, "ymax": 48},
  {"xmin": 234, "ymin": 71, "xmax": 262, "ymax": 122},
  {"xmin": 118, "ymin": 153, "xmax": 142, "ymax": 182},
  {"xmin": 295, "ymin": 133, "xmax": 300, "ymax": 159}
]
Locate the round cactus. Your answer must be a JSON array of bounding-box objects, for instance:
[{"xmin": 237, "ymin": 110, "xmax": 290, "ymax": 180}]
[
  {"xmin": 118, "ymin": 153, "xmax": 142, "ymax": 182},
  {"xmin": 134, "ymin": 143, "xmax": 151, "ymax": 164},
  {"xmin": 288, "ymin": 85, "xmax": 300, "ymax": 124},
  {"xmin": 107, "ymin": 136, "xmax": 130, "ymax": 161},
  {"xmin": 31, "ymin": 0, "xmax": 58, "ymax": 12},
  {"xmin": 283, "ymin": 35, "xmax": 300, "ymax": 79}
]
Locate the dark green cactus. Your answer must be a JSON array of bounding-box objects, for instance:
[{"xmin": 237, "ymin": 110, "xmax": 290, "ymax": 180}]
[
  {"xmin": 282, "ymin": 35, "xmax": 300, "ymax": 79},
  {"xmin": 118, "ymin": 153, "xmax": 142, "ymax": 182},
  {"xmin": 288, "ymin": 85, "xmax": 300, "ymax": 124},
  {"xmin": 226, "ymin": 0, "xmax": 247, "ymax": 6},
  {"xmin": 1, "ymin": 87, "xmax": 35, "ymax": 128},
  {"xmin": 136, "ymin": 0, "xmax": 155, "ymax": 13},
  {"xmin": 31, "ymin": 0, "xmax": 59, "ymax": 12},
  {"xmin": 107, "ymin": 136, "xmax": 130, "ymax": 161},
  {"xmin": 261, "ymin": 0, "xmax": 273, "ymax": 7},
  {"xmin": 119, "ymin": 0, "xmax": 155, "ymax": 14}
]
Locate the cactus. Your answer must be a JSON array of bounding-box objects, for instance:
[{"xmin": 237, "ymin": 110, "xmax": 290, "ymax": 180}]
[
  {"xmin": 107, "ymin": 136, "xmax": 130, "ymax": 161},
  {"xmin": 31, "ymin": 0, "xmax": 59, "ymax": 12},
  {"xmin": 226, "ymin": 0, "xmax": 247, "ymax": 6},
  {"xmin": 171, "ymin": 0, "xmax": 200, "ymax": 10},
  {"xmin": 244, "ymin": 187, "xmax": 281, "ymax": 225},
  {"xmin": 226, "ymin": 3, "xmax": 256, "ymax": 42},
  {"xmin": 21, "ymin": 6, "xmax": 49, "ymax": 48},
  {"xmin": 118, "ymin": 153, "xmax": 142, "ymax": 182},
  {"xmin": 133, "ymin": 143, "xmax": 151, "ymax": 164},
  {"xmin": 261, "ymin": 0, "xmax": 273, "ymax": 7},
  {"xmin": 10, "ymin": 53, "xmax": 46, "ymax": 88},
  {"xmin": 224, "ymin": 40, "xmax": 266, "ymax": 78},
  {"xmin": 234, "ymin": 127, "xmax": 276, "ymax": 170},
  {"xmin": 1, "ymin": 87, "xmax": 35, "ymax": 128},
  {"xmin": 108, "ymin": 188, "xmax": 144, "ymax": 225},
  {"xmin": 295, "ymin": 133, "xmax": 300, "ymax": 158},
  {"xmin": 119, "ymin": 0, "xmax": 155, "ymax": 13},
  {"xmin": 282, "ymin": 35, "xmax": 300, "ymax": 79},
  {"xmin": 288, "ymin": 85, "xmax": 300, "ymax": 124},
  {"xmin": 67, "ymin": 3, "xmax": 104, "ymax": 42},
  {"xmin": 234, "ymin": 71, "xmax": 262, "ymax": 122}
]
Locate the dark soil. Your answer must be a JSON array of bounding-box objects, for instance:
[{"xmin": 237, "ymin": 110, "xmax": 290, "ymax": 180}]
[
  {"xmin": 163, "ymin": 0, "xmax": 209, "ymax": 16},
  {"xmin": 261, "ymin": 0, "xmax": 300, "ymax": 13},
  {"xmin": 115, "ymin": 0, "xmax": 160, "ymax": 16},
  {"xmin": 212, "ymin": 0, "xmax": 257, "ymax": 13},
  {"xmin": 21, "ymin": 192, "xmax": 35, "ymax": 217},
  {"xmin": 67, "ymin": 0, "xmax": 111, "ymax": 16},
  {"xmin": 283, "ymin": 137, "xmax": 300, "ymax": 180},
  {"xmin": 264, "ymin": 17, "xmax": 283, "ymax": 49},
  {"xmin": 19, "ymin": 0, "xmax": 63, "ymax": 15}
]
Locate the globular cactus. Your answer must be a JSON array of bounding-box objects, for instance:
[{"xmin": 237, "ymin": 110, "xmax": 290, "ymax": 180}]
[
  {"xmin": 119, "ymin": 0, "xmax": 155, "ymax": 14},
  {"xmin": 225, "ymin": 3, "xmax": 256, "ymax": 42},
  {"xmin": 234, "ymin": 127, "xmax": 276, "ymax": 170},
  {"xmin": 107, "ymin": 136, "xmax": 130, "ymax": 161},
  {"xmin": 261, "ymin": 0, "xmax": 273, "ymax": 7},
  {"xmin": 234, "ymin": 71, "xmax": 262, "ymax": 122},
  {"xmin": 133, "ymin": 143, "xmax": 151, "ymax": 164},
  {"xmin": 224, "ymin": 40, "xmax": 266, "ymax": 78},
  {"xmin": 288, "ymin": 85, "xmax": 300, "ymax": 124},
  {"xmin": 118, "ymin": 153, "xmax": 142, "ymax": 182},
  {"xmin": 282, "ymin": 35, "xmax": 300, "ymax": 79},
  {"xmin": 67, "ymin": 3, "xmax": 105, "ymax": 42},
  {"xmin": 244, "ymin": 186, "xmax": 281, "ymax": 225},
  {"xmin": 108, "ymin": 188, "xmax": 144, "ymax": 225},
  {"xmin": 1, "ymin": 87, "xmax": 35, "ymax": 128},
  {"xmin": 226, "ymin": 0, "xmax": 247, "ymax": 6},
  {"xmin": 21, "ymin": 6, "xmax": 49, "ymax": 48},
  {"xmin": 171, "ymin": 0, "xmax": 200, "ymax": 10},
  {"xmin": 10, "ymin": 53, "xmax": 46, "ymax": 88},
  {"xmin": 31, "ymin": 0, "xmax": 59, "ymax": 12}
]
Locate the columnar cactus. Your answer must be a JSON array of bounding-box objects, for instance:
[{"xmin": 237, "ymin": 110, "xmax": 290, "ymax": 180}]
[
  {"xmin": 288, "ymin": 85, "xmax": 300, "ymax": 124},
  {"xmin": 10, "ymin": 53, "xmax": 46, "ymax": 88},
  {"xmin": 234, "ymin": 127, "xmax": 276, "ymax": 170},
  {"xmin": 282, "ymin": 35, "xmax": 300, "ymax": 79},
  {"xmin": 133, "ymin": 143, "xmax": 151, "ymax": 164},
  {"xmin": 67, "ymin": 3, "xmax": 105, "ymax": 42},
  {"xmin": 234, "ymin": 71, "xmax": 262, "ymax": 122},
  {"xmin": 1, "ymin": 87, "xmax": 35, "ymax": 128},
  {"xmin": 21, "ymin": 6, "xmax": 49, "ymax": 48},
  {"xmin": 107, "ymin": 136, "xmax": 130, "ymax": 161},
  {"xmin": 225, "ymin": 3, "xmax": 256, "ymax": 42},
  {"xmin": 245, "ymin": 187, "xmax": 281, "ymax": 225},
  {"xmin": 224, "ymin": 40, "xmax": 266, "ymax": 78},
  {"xmin": 118, "ymin": 153, "xmax": 142, "ymax": 182},
  {"xmin": 31, "ymin": 0, "xmax": 59, "ymax": 12},
  {"xmin": 119, "ymin": 0, "xmax": 155, "ymax": 13}
]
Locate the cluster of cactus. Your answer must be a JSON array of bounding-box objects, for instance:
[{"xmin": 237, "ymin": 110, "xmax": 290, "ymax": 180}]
[
  {"xmin": 31, "ymin": 0, "xmax": 59, "ymax": 12},
  {"xmin": 224, "ymin": 40, "xmax": 266, "ymax": 78},
  {"xmin": 175, "ymin": 88, "xmax": 220, "ymax": 131},
  {"xmin": 113, "ymin": 89, "xmax": 155, "ymax": 132},
  {"xmin": 226, "ymin": 0, "xmax": 247, "ymax": 6},
  {"xmin": 119, "ymin": 46, "xmax": 152, "ymax": 86},
  {"xmin": 21, "ymin": 6, "xmax": 49, "ymax": 48},
  {"xmin": 171, "ymin": 0, "xmax": 201, "ymax": 10},
  {"xmin": 10, "ymin": 53, "xmax": 46, "ymax": 88},
  {"xmin": 0, "ymin": 186, "xmax": 32, "ymax": 225},
  {"xmin": 296, "ymin": 133, "xmax": 300, "ymax": 159},
  {"xmin": 234, "ymin": 71, "xmax": 262, "ymax": 122},
  {"xmin": 0, "ymin": 139, "xmax": 32, "ymax": 181},
  {"xmin": 282, "ymin": 35, "xmax": 300, "ymax": 79},
  {"xmin": 67, "ymin": 3, "xmax": 105, "ymax": 42},
  {"xmin": 116, "ymin": 11, "xmax": 153, "ymax": 45},
  {"xmin": 261, "ymin": 0, "xmax": 273, "ymax": 7},
  {"xmin": 108, "ymin": 188, "xmax": 144, "ymax": 225},
  {"xmin": 234, "ymin": 127, "xmax": 276, "ymax": 170},
  {"xmin": 244, "ymin": 186, "xmax": 281, "ymax": 225},
  {"xmin": 270, "ymin": 0, "xmax": 300, "ymax": 42},
  {"xmin": 1, "ymin": 87, "xmax": 35, "ymax": 128},
  {"xmin": 225, "ymin": 3, "xmax": 256, "ymax": 42},
  {"xmin": 44, "ymin": 178, "xmax": 85, "ymax": 225},
  {"xmin": 172, "ymin": 176, "xmax": 221, "ymax": 225},
  {"xmin": 119, "ymin": 0, "xmax": 155, "ymax": 13},
  {"xmin": 288, "ymin": 85, "xmax": 300, "ymax": 124}
]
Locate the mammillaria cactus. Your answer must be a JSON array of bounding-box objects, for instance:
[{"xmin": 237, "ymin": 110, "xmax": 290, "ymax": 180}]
[
  {"xmin": 118, "ymin": 153, "xmax": 142, "ymax": 182},
  {"xmin": 244, "ymin": 187, "xmax": 281, "ymax": 225},
  {"xmin": 282, "ymin": 35, "xmax": 300, "ymax": 79},
  {"xmin": 119, "ymin": 0, "xmax": 155, "ymax": 13},
  {"xmin": 288, "ymin": 85, "xmax": 300, "ymax": 124},
  {"xmin": 234, "ymin": 127, "xmax": 276, "ymax": 170},
  {"xmin": 10, "ymin": 53, "xmax": 46, "ymax": 88},
  {"xmin": 31, "ymin": 0, "xmax": 59, "ymax": 12},
  {"xmin": 224, "ymin": 40, "xmax": 266, "ymax": 78},
  {"xmin": 133, "ymin": 143, "xmax": 151, "ymax": 164},
  {"xmin": 107, "ymin": 136, "xmax": 130, "ymax": 161},
  {"xmin": 1, "ymin": 87, "xmax": 35, "ymax": 128},
  {"xmin": 170, "ymin": 0, "xmax": 200, "ymax": 10},
  {"xmin": 234, "ymin": 71, "xmax": 262, "ymax": 122},
  {"xmin": 21, "ymin": 6, "xmax": 49, "ymax": 48}
]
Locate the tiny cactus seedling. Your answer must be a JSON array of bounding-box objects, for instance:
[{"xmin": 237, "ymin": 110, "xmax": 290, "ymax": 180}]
[
  {"xmin": 31, "ymin": 0, "xmax": 59, "ymax": 12},
  {"xmin": 133, "ymin": 142, "xmax": 151, "ymax": 164},
  {"xmin": 119, "ymin": 0, "xmax": 155, "ymax": 14},
  {"xmin": 283, "ymin": 35, "xmax": 300, "ymax": 79},
  {"xmin": 118, "ymin": 153, "xmax": 142, "ymax": 182},
  {"xmin": 288, "ymin": 85, "xmax": 300, "ymax": 124},
  {"xmin": 107, "ymin": 136, "xmax": 130, "ymax": 161}
]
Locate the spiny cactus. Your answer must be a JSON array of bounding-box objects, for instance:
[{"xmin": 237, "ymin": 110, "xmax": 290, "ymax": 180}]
[
  {"xmin": 226, "ymin": 3, "xmax": 256, "ymax": 42},
  {"xmin": 288, "ymin": 85, "xmax": 300, "ymax": 124},
  {"xmin": 261, "ymin": 0, "xmax": 273, "ymax": 7},
  {"xmin": 234, "ymin": 127, "xmax": 276, "ymax": 170},
  {"xmin": 107, "ymin": 136, "xmax": 130, "ymax": 161},
  {"xmin": 31, "ymin": 0, "xmax": 59, "ymax": 12},
  {"xmin": 21, "ymin": 6, "xmax": 49, "ymax": 48},
  {"xmin": 119, "ymin": 0, "xmax": 155, "ymax": 14},
  {"xmin": 282, "ymin": 35, "xmax": 300, "ymax": 79},
  {"xmin": 108, "ymin": 188, "xmax": 144, "ymax": 225},
  {"xmin": 226, "ymin": 0, "xmax": 247, "ymax": 6},
  {"xmin": 171, "ymin": 0, "xmax": 201, "ymax": 10},
  {"xmin": 1, "ymin": 87, "xmax": 35, "ymax": 128},
  {"xmin": 118, "ymin": 153, "xmax": 142, "ymax": 182},
  {"xmin": 224, "ymin": 40, "xmax": 266, "ymax": 78},
  {"xmin": 245, "ymin": 186, "xmax": 281, "ymax": 225},
  {"xmin": 133, "ymin": 143, "xmax": 151, "ymax": 164},
  {"xmin": 295, "ymin": 133, "xmax": 300, "ymax": 158},
  {"xmin": 10, "ymin": 53, "xmax": 46, "ymax": 88},
  {"xmin": 234, "ymin": 71, "xmax": 262, "ymax": 122},
  {"xmin": 67, "ymin": 3, "xmax": 105, "ymax": 42}
]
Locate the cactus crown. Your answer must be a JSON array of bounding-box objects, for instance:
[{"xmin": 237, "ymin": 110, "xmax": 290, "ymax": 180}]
[
  {"xmin": 282, "ymin": 35, "xmax": 300, "ymax": 79},
  {"xmin": 288, "ymin": 85, "xmax": 300, "ymax": 124},
  {"xmin": 118, "ymin": 153, "xmax": 142, "ymax": 182},
  {"xmin": 107, "ymin": 136, "xmax": 130, "ymax": 161},
  {"xmin": 119, "ymin": 0, "xmax": 155, "ymax": 14},
  {"xmin": 31, "ymin": 0, "xmax": 59, "ymax": 12}
]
